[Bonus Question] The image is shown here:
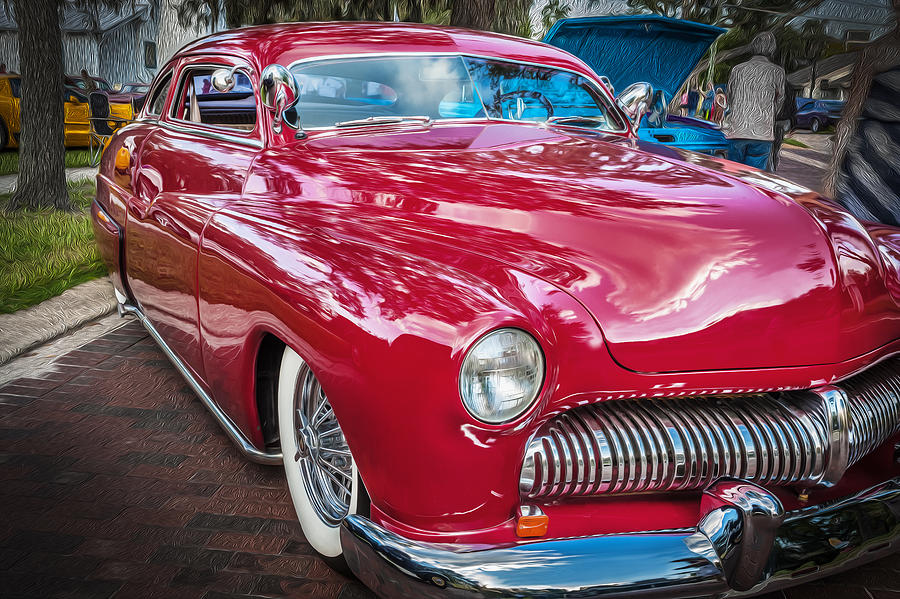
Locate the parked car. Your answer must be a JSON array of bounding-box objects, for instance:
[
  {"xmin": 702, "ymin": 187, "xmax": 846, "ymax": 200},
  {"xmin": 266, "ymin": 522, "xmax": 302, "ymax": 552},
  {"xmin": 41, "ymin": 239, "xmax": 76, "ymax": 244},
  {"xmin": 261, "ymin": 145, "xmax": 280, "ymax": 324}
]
[
  {"xmin": 0, "ymin": 74, "xmax": 132, "ymax": 149},
  {"xmin": 544, "ymin": 15, "xmax": 730, "ymax": 156},
  {"xmin": 795, "ymin": 97, "xmax": 845, "ymax": 132},
  {"xmin": 93, "ymin": 22, "xmax": 900, "ymax": 599},
  {"xmin": 67, "ymin": 73, "xmax": 138, "ymax": 113},
  {"xmin": 116, "ymin": 82, "xmax": 150, "ymax": 95},
  {"xmin": 114, "ymin": 81, "xmax": 150, "ymax": 102}
]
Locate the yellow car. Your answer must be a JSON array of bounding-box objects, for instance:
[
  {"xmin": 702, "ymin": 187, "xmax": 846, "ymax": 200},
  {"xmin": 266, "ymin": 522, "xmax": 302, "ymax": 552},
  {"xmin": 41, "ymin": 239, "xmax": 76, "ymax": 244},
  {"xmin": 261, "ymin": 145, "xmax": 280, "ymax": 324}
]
[{"xmin": 0, "ymin": 73, "xmax": 132, "ymax": 149}]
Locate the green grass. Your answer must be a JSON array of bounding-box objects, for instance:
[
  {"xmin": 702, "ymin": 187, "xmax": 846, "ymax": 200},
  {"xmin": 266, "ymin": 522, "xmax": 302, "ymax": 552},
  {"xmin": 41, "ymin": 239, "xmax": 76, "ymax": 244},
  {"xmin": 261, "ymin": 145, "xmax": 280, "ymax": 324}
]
[
  {"xmin": 0, "ymin": 178, "xmax": 106, "ymax": 313},
  {"xmin": 0, "ymin": 149, "xmax": 93, "ymax": 175},
  {"xmin": 65, "ymin": 150, "xmax": 92, "ymax": 169},
  {"xmin": 783, "ymin": 138, "xmax": 810, "ymax": 149}
]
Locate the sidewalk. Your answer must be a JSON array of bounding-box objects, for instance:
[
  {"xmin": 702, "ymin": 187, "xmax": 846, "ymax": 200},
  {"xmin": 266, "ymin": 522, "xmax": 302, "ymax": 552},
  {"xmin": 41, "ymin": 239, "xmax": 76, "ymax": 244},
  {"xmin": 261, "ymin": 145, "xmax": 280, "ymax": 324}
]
[
  {"xmin": 0, "ymin": 166, "xmax": 97, "ymax": 194},
  {"xmin": 0, "ymin": 277, "xmax": 117, "ymax": 366},
  {"xmin": 775, "ymin": 132, "xmax": 832, "ymax": 193}
]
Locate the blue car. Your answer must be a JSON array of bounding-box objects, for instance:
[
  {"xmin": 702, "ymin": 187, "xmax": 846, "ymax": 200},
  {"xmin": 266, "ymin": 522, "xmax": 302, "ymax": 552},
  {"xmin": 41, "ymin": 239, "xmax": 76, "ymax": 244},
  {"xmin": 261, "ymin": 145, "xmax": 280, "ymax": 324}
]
[
  {"xmin": 795, "ymin": 97, "xmax": 844, "ymax": 132},
  {"xmin": 543, "ymin": 15, "xmax": 729, "ymax": 157}
]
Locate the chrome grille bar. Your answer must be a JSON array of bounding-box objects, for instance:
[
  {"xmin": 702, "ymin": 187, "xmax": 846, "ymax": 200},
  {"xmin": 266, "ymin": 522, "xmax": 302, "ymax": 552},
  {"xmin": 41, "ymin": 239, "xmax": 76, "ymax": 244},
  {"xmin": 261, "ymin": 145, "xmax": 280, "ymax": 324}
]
[{"xmin": 520, "ymin": 358, "xmax": 900, "ymax": 499}]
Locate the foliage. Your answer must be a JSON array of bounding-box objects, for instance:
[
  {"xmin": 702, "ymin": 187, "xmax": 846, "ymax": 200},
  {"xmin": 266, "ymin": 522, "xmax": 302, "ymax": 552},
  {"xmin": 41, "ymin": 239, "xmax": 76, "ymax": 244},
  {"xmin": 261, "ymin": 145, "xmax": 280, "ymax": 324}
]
[
  {"xmin": 624, "ymin": 0, "xmax": 826, "ymax": 29},
  {"xmin": 0, "ymin": 150, "xmax": 93, "ymax": 176},
  {"xmin": 540, "ymin": 0, "xmax": 571, "ymax": 37},
  {"xmin": 778, "ymin": 19, "xmax": 837, "ymax": 72},
  {"xmin": 625, "ymin": 0, "xmax": 835, "ymax": 87},
  {"xmin": 782, "ymin": 137, "xmax": 810, "ymax": 148},
  {"xmin": 0, "ymin": 178, "xmax": 104, "ymax": 313},
  {"xmin": 8, "ymin": 0, "xmax": 68, "ymax": 211},
  {"xmin": 5, "ymin": 0, "xmax": 125, "ymax": 211},
  {"xmin": 175, "ymin": 0, "xmax": 532, "ymax": 37}
]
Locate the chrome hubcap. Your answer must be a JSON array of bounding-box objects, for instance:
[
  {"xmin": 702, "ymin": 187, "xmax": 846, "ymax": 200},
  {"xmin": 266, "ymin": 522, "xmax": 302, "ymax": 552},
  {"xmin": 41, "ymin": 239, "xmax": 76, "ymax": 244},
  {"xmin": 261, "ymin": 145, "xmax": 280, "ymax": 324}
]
[{"xmin": 293, "ymin": 364, "xmax": 353, "ymax": 526}]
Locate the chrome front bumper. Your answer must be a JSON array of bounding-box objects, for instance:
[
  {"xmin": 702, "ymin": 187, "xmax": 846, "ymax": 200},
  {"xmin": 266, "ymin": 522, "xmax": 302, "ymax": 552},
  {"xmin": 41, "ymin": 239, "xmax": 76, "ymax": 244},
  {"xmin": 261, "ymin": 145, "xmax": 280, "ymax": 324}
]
[{"xmin": 341, "ymin": 477, "xmax": 900, "ymax": 598}]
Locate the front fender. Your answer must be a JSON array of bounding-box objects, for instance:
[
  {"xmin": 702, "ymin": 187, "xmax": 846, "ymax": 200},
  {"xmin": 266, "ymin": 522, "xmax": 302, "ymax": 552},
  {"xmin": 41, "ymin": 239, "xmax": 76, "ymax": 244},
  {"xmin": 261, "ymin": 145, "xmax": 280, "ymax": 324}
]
[{"xmin": 197, "ymin": 195, "xmax": 608, "ymax": 540}]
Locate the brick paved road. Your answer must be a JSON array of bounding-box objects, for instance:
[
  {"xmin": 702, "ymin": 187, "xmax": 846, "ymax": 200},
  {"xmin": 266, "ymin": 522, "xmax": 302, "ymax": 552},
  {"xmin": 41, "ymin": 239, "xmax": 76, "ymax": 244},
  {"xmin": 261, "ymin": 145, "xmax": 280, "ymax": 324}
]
[
  {"xmin": 0, "ymin": 320, "xmax": 374, "ymax": 599},
  {"xmin": 1, "ymin": 319, "xmax": 899, "ymax": 598}
]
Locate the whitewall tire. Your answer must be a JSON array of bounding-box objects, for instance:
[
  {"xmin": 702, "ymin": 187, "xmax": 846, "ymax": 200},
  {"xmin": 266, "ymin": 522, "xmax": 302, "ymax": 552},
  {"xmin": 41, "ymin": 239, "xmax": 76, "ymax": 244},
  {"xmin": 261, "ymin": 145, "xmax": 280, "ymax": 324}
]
[{"xmin": 277, "ymin": 346, "xmax": 361, "ymax": 559}]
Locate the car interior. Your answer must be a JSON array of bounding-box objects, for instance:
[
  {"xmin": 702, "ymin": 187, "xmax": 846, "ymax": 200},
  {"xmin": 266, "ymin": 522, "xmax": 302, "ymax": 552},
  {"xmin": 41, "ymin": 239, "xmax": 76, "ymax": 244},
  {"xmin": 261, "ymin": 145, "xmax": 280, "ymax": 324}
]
[{"xmin": 173, "ymin": 67, "xmax": 257, "ymax": 131}]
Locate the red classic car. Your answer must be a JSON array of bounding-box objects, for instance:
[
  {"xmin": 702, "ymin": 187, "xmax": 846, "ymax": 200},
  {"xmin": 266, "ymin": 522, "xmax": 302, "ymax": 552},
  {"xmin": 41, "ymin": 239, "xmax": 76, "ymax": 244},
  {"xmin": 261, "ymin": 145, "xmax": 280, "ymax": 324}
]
[{"xmin": 92, "ymin": 22, "xmax": 900, "ymax": 598}]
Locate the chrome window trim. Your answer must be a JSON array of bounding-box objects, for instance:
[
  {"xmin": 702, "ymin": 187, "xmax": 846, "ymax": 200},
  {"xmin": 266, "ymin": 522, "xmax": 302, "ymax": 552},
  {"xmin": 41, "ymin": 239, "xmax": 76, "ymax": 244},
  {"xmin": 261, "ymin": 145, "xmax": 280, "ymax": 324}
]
[
  {"xmin": 285, "ymin": 51, "xmax": 629, "ymax": 134},
  {"xmin": 157, "ymin": 119, "xmax": 264, "ymax": 149},
  {"xmin": 143, "ymin": 68, "xmax": 174, "ymax": 119},
  {"xmin": 166, "ymin": 61, "xmax": 263, "ymax": 146}
]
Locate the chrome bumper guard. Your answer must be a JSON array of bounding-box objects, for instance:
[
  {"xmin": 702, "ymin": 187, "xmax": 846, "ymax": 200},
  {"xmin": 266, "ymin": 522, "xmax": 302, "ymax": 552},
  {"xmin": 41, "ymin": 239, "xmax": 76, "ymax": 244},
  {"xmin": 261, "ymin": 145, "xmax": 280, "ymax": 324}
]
[{"xmin": 341, "ymin": 477, "xmax": 900, "ymax": 598}]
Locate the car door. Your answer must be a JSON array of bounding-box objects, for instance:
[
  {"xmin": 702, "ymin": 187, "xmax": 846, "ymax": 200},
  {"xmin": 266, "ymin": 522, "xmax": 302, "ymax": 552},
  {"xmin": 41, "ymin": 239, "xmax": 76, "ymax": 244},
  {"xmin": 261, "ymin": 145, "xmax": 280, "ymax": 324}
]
[{"xmin": 126, "ymin": 56, "xmax": 263, "ymax": 381}]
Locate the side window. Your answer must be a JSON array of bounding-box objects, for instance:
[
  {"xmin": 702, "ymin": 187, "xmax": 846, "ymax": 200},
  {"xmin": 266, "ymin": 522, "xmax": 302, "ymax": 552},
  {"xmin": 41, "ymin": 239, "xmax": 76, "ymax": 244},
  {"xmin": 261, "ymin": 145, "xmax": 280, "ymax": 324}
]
[
  {"xmin": 146, "ymin": 72, "xmax": 172, "ymax": 116},
  {"xmin": 171, "ymin": 66, "xmax": 256, "ymax": 131},
  {"xmin": 8, "ymin": 77, "xmax": 20, "ymax": 98}
]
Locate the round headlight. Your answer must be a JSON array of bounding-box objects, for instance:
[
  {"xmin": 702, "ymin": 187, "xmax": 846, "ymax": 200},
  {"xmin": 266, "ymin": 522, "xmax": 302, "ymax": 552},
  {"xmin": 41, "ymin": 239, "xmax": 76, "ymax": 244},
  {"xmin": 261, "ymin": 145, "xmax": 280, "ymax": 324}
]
[{"xmin": 459, "ymin": 328, "xmax": 545, "ymax": 424}]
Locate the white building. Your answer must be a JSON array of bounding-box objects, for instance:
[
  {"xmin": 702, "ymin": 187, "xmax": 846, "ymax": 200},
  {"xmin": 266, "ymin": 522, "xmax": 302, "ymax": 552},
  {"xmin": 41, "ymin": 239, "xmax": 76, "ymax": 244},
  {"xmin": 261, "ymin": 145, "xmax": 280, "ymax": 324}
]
[{"xmin": 0, "ymin": 0, "xmax": 224, "ymax": 86}]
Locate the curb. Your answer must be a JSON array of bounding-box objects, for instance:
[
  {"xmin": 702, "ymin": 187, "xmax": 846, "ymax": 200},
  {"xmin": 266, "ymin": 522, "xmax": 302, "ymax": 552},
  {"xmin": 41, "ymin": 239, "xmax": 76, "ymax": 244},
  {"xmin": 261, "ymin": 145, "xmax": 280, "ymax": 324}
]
[{"xmin": 0, "ymin": 277, "xmax": 116, "ymax": 365}]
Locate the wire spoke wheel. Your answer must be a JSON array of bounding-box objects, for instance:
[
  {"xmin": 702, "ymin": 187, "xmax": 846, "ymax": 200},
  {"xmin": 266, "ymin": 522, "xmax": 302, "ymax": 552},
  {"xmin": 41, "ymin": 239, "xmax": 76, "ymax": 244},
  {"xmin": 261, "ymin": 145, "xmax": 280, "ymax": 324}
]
[
  {"xmin": 278, "ymin": 346, "xmax": 364, "ymax": 559},
  {"xmin": 292, "ymin": 363, "xmax": 354, "ymax": 526}
]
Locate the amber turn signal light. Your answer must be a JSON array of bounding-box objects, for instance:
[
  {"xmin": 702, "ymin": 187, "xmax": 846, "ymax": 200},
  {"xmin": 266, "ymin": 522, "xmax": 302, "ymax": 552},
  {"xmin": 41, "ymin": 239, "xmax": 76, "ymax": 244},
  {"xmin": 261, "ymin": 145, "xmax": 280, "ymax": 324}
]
[
  {"xmin": 516, "ymin": 504, "xmax": 548, "ymax": 538},
  {"xmin": 115, "ymin": 147, "xmax": 130, "ymax": 172}
]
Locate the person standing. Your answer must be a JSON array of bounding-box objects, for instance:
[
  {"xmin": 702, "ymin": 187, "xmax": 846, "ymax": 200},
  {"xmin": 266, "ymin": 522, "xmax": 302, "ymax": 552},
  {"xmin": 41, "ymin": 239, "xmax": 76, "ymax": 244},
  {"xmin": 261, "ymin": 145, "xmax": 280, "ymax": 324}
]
[
  {"xmin": 80, "ymin": 68, "xmax": 97, "ymax": 93},
  {"xmin": 711, "ymin": 88, "xmax": 727, "ymax": 124},
  {"xmin": 680, "ymin": 88, "xmax": 691, "ymax": 116},
  {"xmin": 771, "ymin": 78, "xmax": 797, "ymax": 171},
  {"xmin": 724, "ymin": 32, "xmax": 786, "ymax": 171},
  {"xmin": 687, "ymin": 85, "xmax": 700, "ymax": 117},
  {"xmin": 701, "ymin": 82, "xmax": 715, "ymax": 120}
]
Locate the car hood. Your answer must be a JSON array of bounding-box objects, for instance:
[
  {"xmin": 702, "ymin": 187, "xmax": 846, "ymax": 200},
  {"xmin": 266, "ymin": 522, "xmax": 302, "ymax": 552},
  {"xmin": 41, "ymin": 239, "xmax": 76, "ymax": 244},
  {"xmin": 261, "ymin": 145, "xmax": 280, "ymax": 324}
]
[
  {"xmin": 543, "ymin": 15, "xmax": 725, "ymax": 99},
  {"xmin": 286, "ymin": 122, "xmax": 900, "ymax": 373}
]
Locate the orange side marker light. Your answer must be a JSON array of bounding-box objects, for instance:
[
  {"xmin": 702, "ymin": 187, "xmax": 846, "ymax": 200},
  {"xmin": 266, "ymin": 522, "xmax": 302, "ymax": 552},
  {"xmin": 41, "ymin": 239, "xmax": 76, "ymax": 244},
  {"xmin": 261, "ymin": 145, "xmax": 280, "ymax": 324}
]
[
  {"xmin": 114, "ymin": 147, "xmax": 130, "ymax": 172},
  {"xmin": 516, "ymin": 504, "xmax": 548, "ymax": 538}
]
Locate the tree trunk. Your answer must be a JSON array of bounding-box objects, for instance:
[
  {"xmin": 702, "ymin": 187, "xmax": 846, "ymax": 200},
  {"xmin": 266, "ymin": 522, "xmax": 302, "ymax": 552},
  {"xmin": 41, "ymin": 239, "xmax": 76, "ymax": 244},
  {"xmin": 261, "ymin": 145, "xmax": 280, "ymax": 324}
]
[
  {"xmin": 449, "ymin": 0, "xmax": 495, "ymax": 31},
  {"xmin": 810, "ymin": 59, "xmax": 817, "ymax": 98},
  {"xmin": 824, "ymin": 33, "xmax": 900, "ymax": 197},
  {"xmin": 8, "ymin": 0, "xmax": 68, "ymax": 211}
]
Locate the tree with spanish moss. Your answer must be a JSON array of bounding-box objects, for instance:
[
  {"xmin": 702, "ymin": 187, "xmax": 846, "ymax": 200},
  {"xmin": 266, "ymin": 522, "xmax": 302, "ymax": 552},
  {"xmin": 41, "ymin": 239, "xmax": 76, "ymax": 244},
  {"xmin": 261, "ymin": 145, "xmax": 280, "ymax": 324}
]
[
  {"xmin": 174, "ymin": 0, "xmax": 533, "ymax": 37},
  {"xmin": 6, "ymin": 0, "xmax": 125, "ymax": 212},
  {"xmin": 6, "ymin": 0, "xmax": 68, "ymax": 211}
]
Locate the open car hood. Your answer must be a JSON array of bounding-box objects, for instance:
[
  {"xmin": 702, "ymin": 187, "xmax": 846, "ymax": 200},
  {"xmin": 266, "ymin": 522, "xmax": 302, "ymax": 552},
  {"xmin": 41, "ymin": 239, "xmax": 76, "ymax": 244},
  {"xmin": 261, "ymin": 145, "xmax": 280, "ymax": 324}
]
[{"xmin": 543, "ymin": 15, "xmax": 725, "ymax": 98}]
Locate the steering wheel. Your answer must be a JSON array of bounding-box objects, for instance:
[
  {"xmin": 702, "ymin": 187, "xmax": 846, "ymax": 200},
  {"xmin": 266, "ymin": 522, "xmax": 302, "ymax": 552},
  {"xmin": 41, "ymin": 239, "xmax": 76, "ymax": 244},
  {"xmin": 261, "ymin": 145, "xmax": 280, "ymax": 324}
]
[{"xmin": 494, "ymin": 90, "xmax": 554, "ymax": 119}]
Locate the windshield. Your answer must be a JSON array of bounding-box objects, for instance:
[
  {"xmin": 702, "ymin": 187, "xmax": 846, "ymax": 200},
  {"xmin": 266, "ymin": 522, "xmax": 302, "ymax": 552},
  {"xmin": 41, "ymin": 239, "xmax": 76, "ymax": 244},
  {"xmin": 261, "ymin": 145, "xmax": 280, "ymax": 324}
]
[{"xmin": 289, "ymin": 55, "xmax": 626, "ymax": 132}]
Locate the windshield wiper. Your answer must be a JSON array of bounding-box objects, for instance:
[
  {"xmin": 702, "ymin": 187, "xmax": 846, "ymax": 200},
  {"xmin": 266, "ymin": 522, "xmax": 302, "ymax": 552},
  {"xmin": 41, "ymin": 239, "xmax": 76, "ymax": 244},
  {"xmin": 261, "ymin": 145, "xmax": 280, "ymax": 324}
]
[
  {"xmin": 334, "ymin": 115, "xmax": 432, "ymax": 128},
  {"xmin": 544, "ymin": 115, "xmax": 606, "ymax": 127}
]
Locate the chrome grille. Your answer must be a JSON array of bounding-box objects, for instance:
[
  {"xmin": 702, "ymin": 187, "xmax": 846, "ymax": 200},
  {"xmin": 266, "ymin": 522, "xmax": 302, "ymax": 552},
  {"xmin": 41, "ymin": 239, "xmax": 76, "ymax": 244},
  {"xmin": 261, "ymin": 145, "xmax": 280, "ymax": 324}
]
[{"xmin": 520, "ymin": 358, "xmax": 900, "ymax": 499}]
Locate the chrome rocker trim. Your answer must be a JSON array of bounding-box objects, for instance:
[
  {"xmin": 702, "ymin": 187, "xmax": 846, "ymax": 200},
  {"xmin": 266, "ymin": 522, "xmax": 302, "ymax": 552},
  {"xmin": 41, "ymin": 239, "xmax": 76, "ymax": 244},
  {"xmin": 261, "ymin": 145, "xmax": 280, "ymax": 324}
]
[
  {"xmin": 118, "ymin": 302, "xmax": 282, "ymax": 465},
  {"xmin": 341, "ymin": 477, "xmax": 900, "ymax": 598}
]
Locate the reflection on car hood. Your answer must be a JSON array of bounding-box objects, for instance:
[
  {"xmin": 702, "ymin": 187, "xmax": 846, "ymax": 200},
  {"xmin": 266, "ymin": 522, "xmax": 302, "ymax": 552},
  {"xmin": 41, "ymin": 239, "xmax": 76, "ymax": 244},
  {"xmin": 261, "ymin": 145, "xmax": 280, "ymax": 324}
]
[
  {"xmin": 543, "ymin": 15, "xmax": 725, "ymax": 98},
  {"xmin": 270, "ymin": 122, "xmax": 900, "ymax": 373}
]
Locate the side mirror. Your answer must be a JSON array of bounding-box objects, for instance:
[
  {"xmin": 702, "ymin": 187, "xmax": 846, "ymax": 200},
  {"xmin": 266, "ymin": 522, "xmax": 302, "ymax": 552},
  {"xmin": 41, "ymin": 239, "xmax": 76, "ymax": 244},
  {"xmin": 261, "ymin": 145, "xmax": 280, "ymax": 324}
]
[
  {"xmin": 617, "ymin": 82, "xmax": 654, "ymax": 129},
  {"xmin": 260, "ymin": 63, "xmax": 300, "ymax": 135},
  {"xmin": 211, "ymin": 66, "xmax": 239, "ymax": 93}
]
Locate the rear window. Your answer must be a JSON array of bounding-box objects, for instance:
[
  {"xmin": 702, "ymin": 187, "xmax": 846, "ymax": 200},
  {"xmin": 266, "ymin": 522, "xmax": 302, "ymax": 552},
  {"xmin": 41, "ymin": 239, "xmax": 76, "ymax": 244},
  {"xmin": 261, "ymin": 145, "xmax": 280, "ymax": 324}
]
[
  {"xmin": 146, "ymin": 72, "xmax": 172, "ymax": 116},
  {"xmin": 8, "ymin": 77, "xmax": 19, "ymax": 98}
]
